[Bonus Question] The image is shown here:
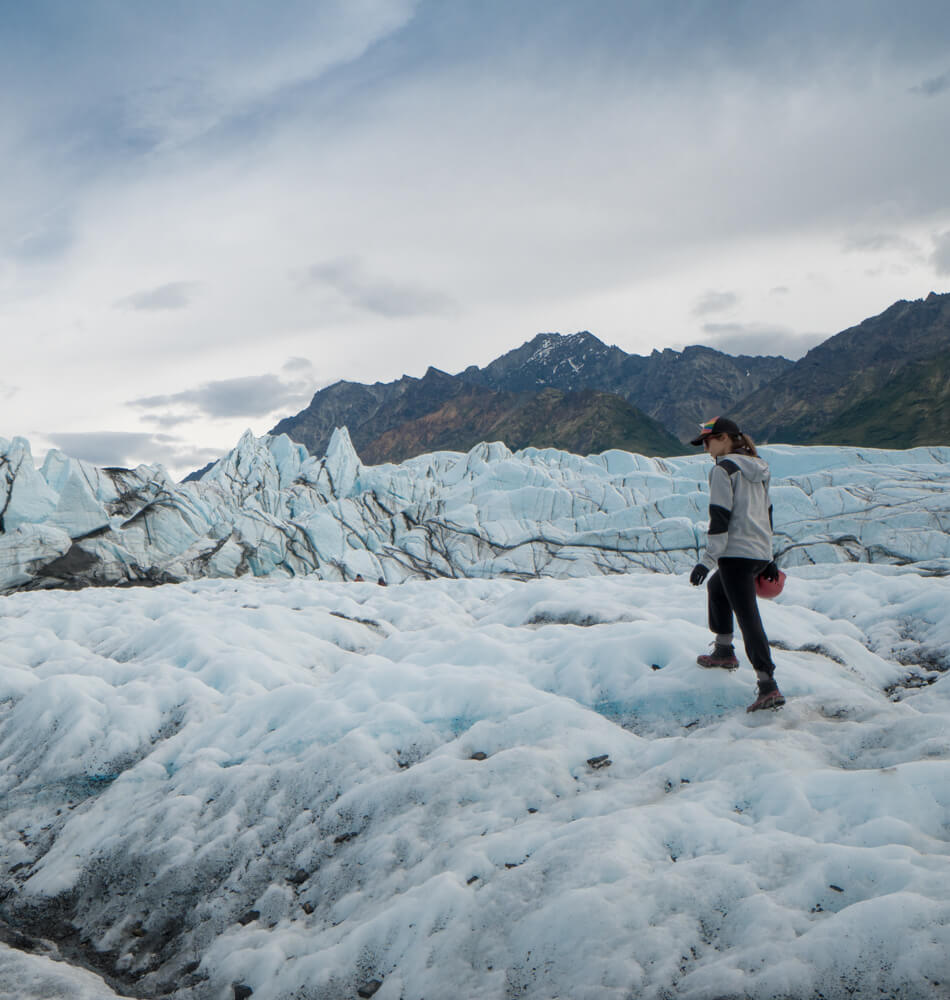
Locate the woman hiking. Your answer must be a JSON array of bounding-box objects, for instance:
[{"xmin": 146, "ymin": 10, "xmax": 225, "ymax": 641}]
[{"xmin": 688, "ymin": 416, "xmax": 785, "ymax": 712}]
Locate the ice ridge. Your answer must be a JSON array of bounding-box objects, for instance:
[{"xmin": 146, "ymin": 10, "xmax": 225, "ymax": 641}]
[{"xmin": 1, "ymin": 431, "xmax": 949, "ymax": 593}]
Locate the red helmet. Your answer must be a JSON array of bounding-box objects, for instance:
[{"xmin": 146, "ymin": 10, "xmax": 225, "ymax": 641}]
[{"xmin": 755, "ymin": 569, "xmax": 786, "ymax": 599}]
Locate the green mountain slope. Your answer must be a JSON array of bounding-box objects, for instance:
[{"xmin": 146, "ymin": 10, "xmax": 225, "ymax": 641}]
[
  {"xmin": 732, "ymin": 291, "xmax": 950, "ymax": 444},
  {"xmin": 808, "ymin": 353, "xmax": 950, "ymax": 448},
  {"xmin": 360, "ymin": 388, "xmax": 688, "ymax": 463}
]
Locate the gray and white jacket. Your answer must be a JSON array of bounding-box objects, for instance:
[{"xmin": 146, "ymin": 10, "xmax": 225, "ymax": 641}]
[{"xmin": 699, "ymin": 453, "xmax": 773, "ymax": 569}]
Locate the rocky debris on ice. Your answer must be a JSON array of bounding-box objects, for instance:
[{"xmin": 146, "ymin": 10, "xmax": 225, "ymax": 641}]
[{"xmin": 1, "ymin": 429, "xmax": 949, "ymax": 594}]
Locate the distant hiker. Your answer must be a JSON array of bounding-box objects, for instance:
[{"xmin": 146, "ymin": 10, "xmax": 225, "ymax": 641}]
[
  {"xmin": 377, "ymin": 577, "xmax": 387, "ymax": 587},
  {"xmin": 354, "ymin": 574, "xmax": 364, "ymax": 582},
  {"xmin": 688, "ymin": 417, "xmax": 785, "ymax": 712}
]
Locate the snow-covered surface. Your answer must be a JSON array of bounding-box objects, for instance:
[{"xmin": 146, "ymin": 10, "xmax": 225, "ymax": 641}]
[
  {"xmin": 2, "ymin": 430, "xmax": 949, "ymax": 593},
  {"xmin": 1, "ymin": 567, "xmax": 949, "ymax": 999},
  {"xmin": 3, "ymin": 433, "xmax": 950, "ymax": 996},
  {"xmin": 0, "ymin": 943, "xmax": 128, "ymax": 999}
]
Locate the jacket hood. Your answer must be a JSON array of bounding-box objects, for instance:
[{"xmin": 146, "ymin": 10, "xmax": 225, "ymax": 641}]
[{"xmin": 718, "ymin": 453, "xmax": 769, "ymax": 483}]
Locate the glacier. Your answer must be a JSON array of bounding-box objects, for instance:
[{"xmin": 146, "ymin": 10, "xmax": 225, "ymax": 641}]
[
  {"xmin": 1, "ymin": 432, "xmax": 949, "ymax": 999},
  {"xmin": 1, "ymin": 570, "xmax": 949, "ymax": 999},
  {"xmin": 1, "ymin": 429, "xmax": 949, "ymax": 594}
]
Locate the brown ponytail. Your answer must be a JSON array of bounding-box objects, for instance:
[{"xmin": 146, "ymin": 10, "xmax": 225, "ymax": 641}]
[{"xmin": 727, "ymin": 433, "xmax": 759, "ymax": 457}]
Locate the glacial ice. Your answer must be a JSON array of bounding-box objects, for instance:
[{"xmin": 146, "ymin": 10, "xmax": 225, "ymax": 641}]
[
  {"xmin": 0, "ymin": 569, "xmax": 948, "ymax": 999},
  {"xmin": 1, "ymin": 431, "xmax": 950, "ymax": 998},
  {"xmin": 1, "ymin": 430, "xmax": 949, "ymax": 593},
  {"xmin": 0, "ymin": 942, "xmax": 126, "ymax": 999}
]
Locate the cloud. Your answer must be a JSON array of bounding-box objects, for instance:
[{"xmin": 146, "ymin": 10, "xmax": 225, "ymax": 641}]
[
  {"xmin": 912, "ymin": 70, "xmax": 950, "ymax": 96},
  {"xmin": 695, "ymin": 321, "xmax": 827, "ymax": 360},
  {"xmin": 282, "ymin": 356, "xmax": 314, "ymax": 373},
  {"xmin": 0, "ymin": 381, "xmax": 19, "ymax": 401},
  {"xmin": 45, "ymin": 431, "xmax": 158, "ymax": 466},
  {"xmin": 931, "ymin": 231, "xmax": 950, "ymax": 275},
  {"xmin": 2, "ymin": 2, "xmax": 421, "ymax": 163},
  {"xmin": 7, "ymin": 208, "xmax": 74, "ymax": 263},
  {"xmin": 115, "ymin": 281, "xmax": 202, "ymax": 311},
  {"xmin": 770, "ymin": 286, "xmax": 790, "ymax": 296},
  {"xmin": 44, "ymin": 430, "xmax": 220, "ymax": 473},
  {"xmin": 129, "ymin": 373, "xmax": 314, "ymax": 419},
  {"xmin": 691, "ymin": 290, "xmax": 739, "ymax": 317},
  {"xmin": 140, "ymin": 413, "xmax": 198, "ymax": 429},
  {"xmin": 7, "ymin": 0, "xmax": 950, "ymax": 462},
  {"xmin": 299, "ymin": 257, "xmax": 456, "ymax": 318},
  {"xmin": 842, "ymin": 232, "xmax": 922, "ymax": 255}
]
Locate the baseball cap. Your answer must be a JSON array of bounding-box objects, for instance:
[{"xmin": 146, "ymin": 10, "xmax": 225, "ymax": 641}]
[{"xmin": 690, "ymin": 416, "xmax": 741, "ymax": 446}]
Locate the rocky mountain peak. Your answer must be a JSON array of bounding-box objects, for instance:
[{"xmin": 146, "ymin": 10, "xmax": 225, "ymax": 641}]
[
  {"xmin": 525, "ymin": 330, "xmax": 604, "ymax": 357},
  {"xmin": 420, "ymin": 366, "xmax": 454, "ymax": 383},
  {"xmin": 464, "ymin": 330, "xmax": 629, "ymax": 396},
  {"xmin": 261, "ymin": 326, "xmax": 794, "ymax": 464}
]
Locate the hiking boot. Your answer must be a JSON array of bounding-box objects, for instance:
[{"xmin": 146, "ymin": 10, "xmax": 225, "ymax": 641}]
[
  {"xmin": 696, "ymin": 643, "xmax": 739, "ymax": 670},
  {"xmin": 746, "ymin": 688, "xmax": 786, "ymax": 712}
]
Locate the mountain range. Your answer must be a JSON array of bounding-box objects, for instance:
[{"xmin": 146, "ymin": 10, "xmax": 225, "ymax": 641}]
[
  {"xmin": 267, "ymin": 291, "xmax": 950, "ymax": 465},
  {"xmin": 270, "ymin": 335, "xmax": 789, "ymax": 463}
]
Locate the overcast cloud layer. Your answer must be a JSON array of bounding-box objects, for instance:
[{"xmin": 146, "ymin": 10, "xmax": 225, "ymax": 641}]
[{"xmin": 2, "ymin": 0, "xmax": 949, "ymax": 477}]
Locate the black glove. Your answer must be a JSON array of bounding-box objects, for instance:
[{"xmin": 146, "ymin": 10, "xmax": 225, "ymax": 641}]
[
  {"xmin": 761, "ymin": 561, "xmax": 780, "ymax": 582},
  {"xmin": 690, "ymin": 563, "xmax": 709, "ymax": 586}
]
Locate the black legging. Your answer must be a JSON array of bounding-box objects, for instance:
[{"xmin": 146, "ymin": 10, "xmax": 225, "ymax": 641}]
[{"xmin": 707, "ymin": 557, "xmax": 775, "ymax": 679}]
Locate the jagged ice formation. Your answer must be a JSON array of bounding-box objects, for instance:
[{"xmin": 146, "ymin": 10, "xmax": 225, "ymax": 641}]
[{"xmin": 1, "ymin": 429, "xmax": 949, "ymax": 594}]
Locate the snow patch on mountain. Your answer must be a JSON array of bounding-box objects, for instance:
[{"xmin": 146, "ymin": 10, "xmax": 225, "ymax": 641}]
[{"xmin": 527, "ymin": 337, "xmax": 558, "ymax": 365}]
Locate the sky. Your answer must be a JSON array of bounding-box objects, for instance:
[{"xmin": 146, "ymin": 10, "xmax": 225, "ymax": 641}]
[{"xmin": 2, "ymin": 0, "xmax": 950, "ymax": 479}]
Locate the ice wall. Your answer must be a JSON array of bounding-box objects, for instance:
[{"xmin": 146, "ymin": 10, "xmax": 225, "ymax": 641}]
[{"xmin": 1, "ymin": 430, "xmax": 949, "ymax": 593}]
